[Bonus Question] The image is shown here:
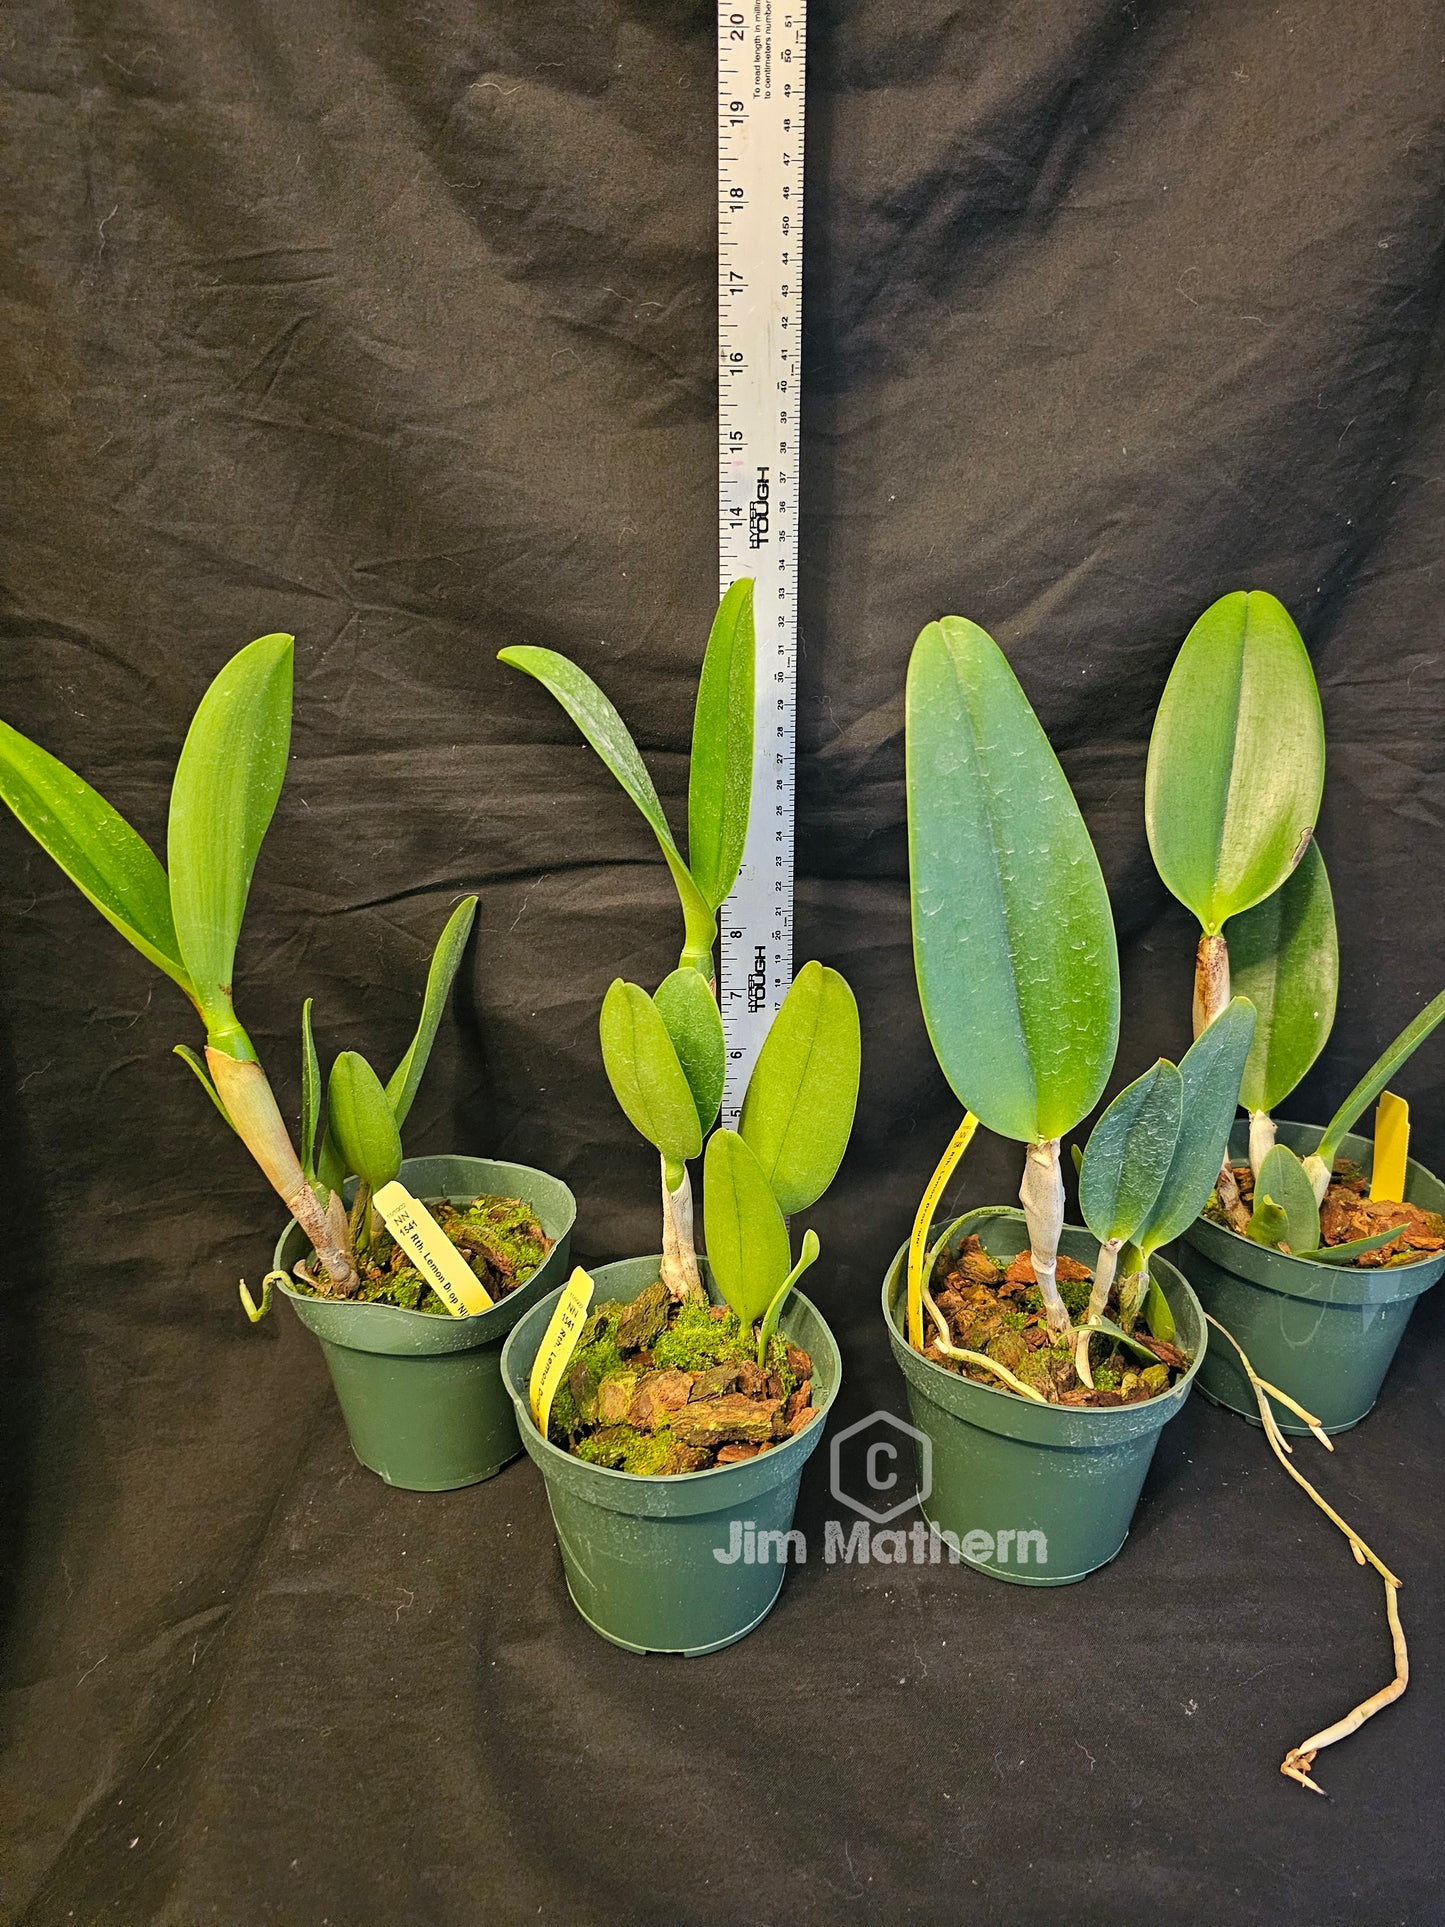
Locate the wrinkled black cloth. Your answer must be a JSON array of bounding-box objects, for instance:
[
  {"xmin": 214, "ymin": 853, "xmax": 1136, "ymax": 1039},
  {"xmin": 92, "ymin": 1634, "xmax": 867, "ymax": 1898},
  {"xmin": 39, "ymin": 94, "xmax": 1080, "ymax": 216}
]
[{"xmin": 2, "ymin": 3, "xmax": 1443, "ymax": 1921}]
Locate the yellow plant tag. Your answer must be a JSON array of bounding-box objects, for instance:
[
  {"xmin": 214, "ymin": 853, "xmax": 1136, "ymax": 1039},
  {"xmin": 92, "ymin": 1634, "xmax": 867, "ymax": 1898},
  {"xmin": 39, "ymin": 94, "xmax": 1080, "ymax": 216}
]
[
  {"xmin": 371, "ymin": 1181, "xmax": 494, "ymax": 1317},
  {"xmin": 1370, "ymin": 1091, "xmax": 1410, "ymax": 1203},
  {"xmin": 529, "ymin": 1266, "xmax": 595, "ymax": 1436},
  {"xmin": 907, "ymin": 1112, "xmax": 980, "ymax": 1349}
]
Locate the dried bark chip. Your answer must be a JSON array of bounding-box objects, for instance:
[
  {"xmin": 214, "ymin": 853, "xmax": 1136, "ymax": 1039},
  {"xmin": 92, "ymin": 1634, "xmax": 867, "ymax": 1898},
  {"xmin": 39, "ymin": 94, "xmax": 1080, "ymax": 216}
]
[
  {"xmin": 716, "ymin": 1442, "xmax": 761, "ymax": 1464},
  {"xmin": 671, "ymin": 1394, "xmax": 783, "ymax": 1448}
]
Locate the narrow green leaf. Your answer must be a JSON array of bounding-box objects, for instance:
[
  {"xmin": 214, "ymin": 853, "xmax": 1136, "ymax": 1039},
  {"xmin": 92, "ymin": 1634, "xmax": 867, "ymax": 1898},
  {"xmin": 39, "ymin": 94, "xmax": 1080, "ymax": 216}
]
[
  {"xmin": 0, "ymin": 716, "xmax": 195, "ymax": 996},
  {"xmin": 1079, "ymin": 1060, "xmax": 1184, "ymax": 1243},
  {"xmin": 173, "ymin": 1044, "xmax": 236, "ymax": 1133},
  {"xmin": 906, "ymin": 617, "xmax": 1120, "ymax": 1142},
  {"xmin": 1143, "ymin": 1276, "xmax": 1176, "ymax": 1343},
  {"xmin": 653, "ymin": 966, "xmax": 726, "ymax": 1135},
  {"xmin": 757, "ymin": 1227, "xmax": 820, "ymax": 1364},
  {"xmin": 385, "ymin": 896, "xmax": 478, "ymax": 1128},
  {"xmin": 498, "ymin": 645, "xmax": 717, "ymax": 970},
  {"xmin": 1080, "ymin": 1312, "xmax": 1163, "ymax": 1365},
  {"xmin": 1145, "ymin": 590, "xmax": 1324, "ymax": 933},
  {"xmin": 1245, "ymin": 1197, "xmax": 1291, "ymax": 1248},
  {"xmin": 1069, "ymin": 1141, "xmax": 1084, "ymax": 1177},
  {"xmin": 168, "ymin": 634, "xmax": 294, "ymax": 1032},
  {"xmin": 1136, "ymin": 996, "xmax": 1256, "ymax": 1252},
  {"xmin": 739, "ymin": 962, "xmax": 861, "ymax": 1214},
  {"xmin": 327, "ymin": 1050, "xmax": 404, "ymax": 1193},
  {"xmin": 300, "ymin": 999, "xmax": 320, "ymax": 1181},
  {"xmin": 316, "ymin": 1126, "xmax": 346, "ymax": 1196},
  {"xmin": 703, "ymin": 1128, "xmax": 793, "ymax": 1326},
  {"xmin": 1231, "ymin": 839, "xmax": 1338, "ymax": 1114},
  {"xmin": 1317, "ymin": 985, "xmax": 1445, "ymax": 1169},
  {"xmin": 688, "ymin": 580, "xmax": 755, "ymax": 912},
  {"xmin": 598, "ymin": 980, "xmax": 703, "ymax": 1166},
  {"xmin": 1298, "ymin": 1223, "xmax": 1412, "ymax": 1264},
  {"xmin": 1254, "ymin": 1142, "xmax": 1320, "ymax": 1253}
]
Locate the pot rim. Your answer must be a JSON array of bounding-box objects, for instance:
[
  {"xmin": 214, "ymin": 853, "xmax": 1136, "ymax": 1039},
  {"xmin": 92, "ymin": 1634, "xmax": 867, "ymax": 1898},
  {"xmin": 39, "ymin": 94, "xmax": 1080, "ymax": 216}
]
[
  {"xmin": 1187, "ymin": 1117, "xmax": 1445, "ymax": 1279},
  {"xmin": 881, "ymin": 1209, "xmax": 1206, "ymax": 1425},
  {"xmin": 501, "ymin": 1254, "xmax": 840, "ymax": 1489},
  {"xmin": 272, "ymin": 1152, "xmax": 577, "ymax": 1330}
]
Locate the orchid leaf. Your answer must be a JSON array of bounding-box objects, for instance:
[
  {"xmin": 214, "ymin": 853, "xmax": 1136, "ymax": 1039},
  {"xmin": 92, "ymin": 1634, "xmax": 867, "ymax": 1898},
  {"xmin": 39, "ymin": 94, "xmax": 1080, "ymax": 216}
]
[
  {"xmin": 327, "ymin": 1050, "xmax": 403, "ymax": 1194},
  {"xmin": 1315, "ymin": 986, "xmax": 1445, "ymax": 1171},
  {"xmin": 598, "ymin": 979, "xmax": 703, "ymax": 1168},
  {"xmin": 168, "ymin": 633, "xmax": 294, "ymax": 1043},
  {"xmin": 702, "ymin": 1127, "xmax": 793, "ymax": 1326},
  {"xmin": 906, "ymin": 617, "xmax": 1119, "ymax": 1143},
  {"xmin": 1297, "ymin": 1223, "xmax": 1411, "ymax": 1265},
  {"xmin": 300, "ymin": 998, "xmax": 321, "ymax": 1181},
  {"xmin": 385, "ymin": 896, "xmax": 478, "ymax": 1129},
  {"xmin": 1245, "ymin": 1197, "xmax": 1291, "ymax": 1248},
  {"xmin": 173, "ymin": 1044, "xmax": 235, "ymax": 1132},
  {"xmin": 1254, "ymin": 1142, "xmax": 1320, "ymax": 1254},
  {"xmin": 498, "ymin": 644, "xmax": 716, "ymax": 971},
  {"xmin": 1231, "ymin": 839, "xmax": 1338, "ymax": 1115},
  {"xmin": 1143, "ymin": 1276, "xmax": 1176, "ymax": 1342},
  {"xmin": 1079, "ymin": 1060, "xmax": 1183, "ymax": 1244},
  {"xmin": 1145, "ymin": 590, "xmax": 1324, "ymax": 934},
  {"xmin": 688, "ymin": 579, "xmax": 755, "ymax": 912},
  {"xmin": 757, "ymin": 1227, "xmax": 820, "ymax": 1366},
  {"xmin": 653, "ymin": 966, "xmax": 726, "ymax": 1135},
  {"xmin": 1080, "ymin": 1312, "xmax": 1162, "ymax": 1366},
  {"xmin": 1136, "ymin": 997, "xmax": 1256, "ymax": 1254},
  {"xmin": 0, "ymin": 715, "xmax": 195, "ymax": 997},
  {"xmin": 739, "ymin": 961, "xmax": 861, "ymax": 1213}
]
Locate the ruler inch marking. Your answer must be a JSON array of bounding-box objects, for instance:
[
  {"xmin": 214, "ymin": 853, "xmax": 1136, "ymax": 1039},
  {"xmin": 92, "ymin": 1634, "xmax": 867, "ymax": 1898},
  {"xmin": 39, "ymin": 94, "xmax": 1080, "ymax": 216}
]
[{"xmin": 717, "ymin": 2, "xmax": 806, "ymax": 1128}]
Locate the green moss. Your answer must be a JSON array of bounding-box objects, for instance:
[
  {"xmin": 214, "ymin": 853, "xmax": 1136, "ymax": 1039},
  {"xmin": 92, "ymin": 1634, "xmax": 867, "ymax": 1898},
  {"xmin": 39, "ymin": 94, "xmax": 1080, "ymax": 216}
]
[
  {"xmin": 652, "ymin": 1299, "xmax": 751, "ymax": 1373},
  {"xmin": 1092, "ymin": 1369, "xmax": 1118, "ymax": 1393},
  {"xmin": 342, "ymin": 1191, "xmax": 551, "ymax": 1315},
  {"xmin": 575, "ymin": 1425, "xmax": 679, "ymax": 1475},
  {"xmin": 547, "ymin": 1309, "xmax": 627, "ymax": 1441},
  {"xmin": 762, "ymin": 1332, "xmax": 799, "ymax": 1398},
  {"xmin": 1058, "ymin": 1275, "xmax": 1093, "ymax": 1318},
  {"xmin": 1001, "ymin": 1309, "xmax": 1028, "ymax": 1332}
]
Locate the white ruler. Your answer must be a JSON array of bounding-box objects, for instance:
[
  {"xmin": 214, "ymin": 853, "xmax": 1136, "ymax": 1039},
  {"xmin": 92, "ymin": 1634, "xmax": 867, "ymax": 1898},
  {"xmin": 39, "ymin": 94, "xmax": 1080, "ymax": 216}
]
[{"xmin": 717, "ymin": 0, "xmax": 806, "ymax": 1126}]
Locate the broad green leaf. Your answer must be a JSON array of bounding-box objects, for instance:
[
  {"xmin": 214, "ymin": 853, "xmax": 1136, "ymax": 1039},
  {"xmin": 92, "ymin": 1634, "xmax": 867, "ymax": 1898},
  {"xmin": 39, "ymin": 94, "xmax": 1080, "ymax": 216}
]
[
  {"xmin": 1145, "ymin": 590, "xmax": 1324, "ymax": 934},
  {"xmin": 598, "ymin": 980, "xmax": 703, "ymax": 1166},
  {"xmin": 1316, "ymin": 985, "xmax": 1445, "ymax": 1169},
  {"xmin": 168, "ymin": 634, "xmax": 294, "ymax": 1037},
  {"xmin": 0, "ymin": 716, "xmax": 195, "ymax": 997},
  {"xmin": 498, "ymin": 645, "xmax": 717, "ymax": 971},
  {"xmin": 1255, "ymin": 1142, "xmax": 1320, "ymax": 1253},
  {"xmin": 1136, "ymin": 996, "xmax": 1256, "ymax": 1253},
  {"xmin": 1232, "ymin": 839, "xmax": 1338, "ymax": 1114},
  {"xmin": 906, "ymin": 618, "xmax": 1119, "ymax": 1143},
  {"xmin": 1299, "ymin": 1223, "xmax": 1411, "ymax": 1265},
  {"xmin": 327, "ymin": 1050, "xmax": 403, "ymax": 1193},
  {"xmin": 300, "ymin": 998, "xmax": 321, "ymax": 1181},
  {"xmin": 1143, "ymin": 1275, "xmax": 1176, "ymax": 1343},
  {"xmin": 385, "ymin": 896, "xmax": 478, "ymax": 1128},
  {"xmin": 653, "ymin": 966, "xmax": 725, "ymax": 1135},
  {"xmin": 739, "ymin": 961, "xmax": 861, "ymax": 1213},
  {"xmin": 1079, "ymin": 1060, "xmax": 1183, "ymax": 1243},
  {"xmin": 757, "ymin": 1227, "xmax": 819, "ymax": 1364},
  {"xmin": 688, "ymin": 580, "xmax": 755, "ymax": 912},
  {"xmin": 1245, "ymin": 1197, "xmax": 1291, "ymax": 1248},
  {"xmin": 703, "ymin": 1128, "xmax": 793, "ymax": 1326},
  {"xmin": 173, "ymin": 1043, "xmax": 235, "ymax": 1132}
]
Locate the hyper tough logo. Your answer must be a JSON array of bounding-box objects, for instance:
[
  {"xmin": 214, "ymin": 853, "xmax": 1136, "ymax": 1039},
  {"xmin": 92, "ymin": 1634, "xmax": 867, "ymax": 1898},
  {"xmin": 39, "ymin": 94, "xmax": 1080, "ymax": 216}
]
[{"xmin": 748, "ymin": 466, "xmax": 770, "ymax": 548}]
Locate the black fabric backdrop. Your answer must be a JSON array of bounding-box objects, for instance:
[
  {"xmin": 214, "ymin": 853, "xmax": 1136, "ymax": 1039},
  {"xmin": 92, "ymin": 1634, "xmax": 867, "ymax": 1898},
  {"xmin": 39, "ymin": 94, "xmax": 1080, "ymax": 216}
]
[{"xmin": 3, "ymin": 2, "xmax": 1444, "ymax": 1921}]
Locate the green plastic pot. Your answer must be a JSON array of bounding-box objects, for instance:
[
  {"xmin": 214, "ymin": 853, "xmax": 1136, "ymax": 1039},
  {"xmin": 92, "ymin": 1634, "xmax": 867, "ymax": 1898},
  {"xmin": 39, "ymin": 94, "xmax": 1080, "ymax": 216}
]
[
  {"xmin": 1179, "ymin": 1119, "xmax": 1445, "ymax": 1434},
  {"xmin": 274, "ymin": 1154, "xmax": 575, "ymax": 1491},
  {"xmin": 502, "ymin": 1255, "xmax": 840, "ymax": 1656},
  {"xmin": 882, "ymin": 1211, "xmax": 1205, "ymax": 1587}
]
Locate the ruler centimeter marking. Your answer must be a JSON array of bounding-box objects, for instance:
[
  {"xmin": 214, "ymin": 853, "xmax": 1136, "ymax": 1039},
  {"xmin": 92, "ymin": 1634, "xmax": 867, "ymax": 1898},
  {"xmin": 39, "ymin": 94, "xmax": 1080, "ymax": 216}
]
[{"xmin": 717, "ymin": 0, "xmax": 806, "ymax": 1126}]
